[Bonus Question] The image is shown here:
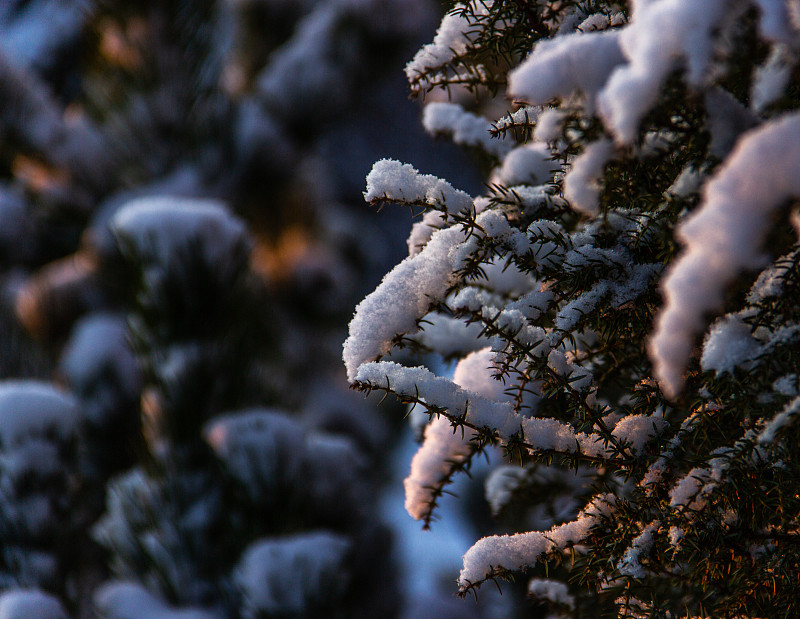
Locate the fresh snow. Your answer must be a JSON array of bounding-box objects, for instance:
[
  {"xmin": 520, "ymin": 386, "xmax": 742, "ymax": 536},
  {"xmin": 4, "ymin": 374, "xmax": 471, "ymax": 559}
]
[
  {"xmin": 423, "ymin": 102, "xmax": 512, "ymax": 158},
  {"xmin": 751, "ymin": 45, "xmax": 793, "ymax": 113},
  {"xmin": 700, "ymin": 314, "xmax": 761, "ymax": 374},
  {"xmin": 617, "ymin": 521, "xmax": 659, "ymax": 578},
  {"xmin": 343, "ymin": 224, "xmax": 469, "ymax": 381},
  {"xmin": 404, "ymin": 348, "xmax": 508, "ymax": 520},
  {"xmin": 527, "ymin": 578, "xmax": 574, "ymax": 609},
  {"xmin": 563, "ymin": 139, "xmax": 614, "ymax": 216},
  {"xmin": 598, "ymin": 0, "xmax": 728, "ymax": 143},
  {"xmin": 509, "ymin": 30, "xmax": 625, "ymax": 111},
  {"xmin": 355, "ymin": 361, "xmax": 607, "ymax": 458},
  {"xmin": 490, "ymin": 143, "xmax": 555, "ymax": 188},
  {"xmin": 364, "ymin": 159, "xmax": 474, "ymax": 255},
  {"xmin": 758, "ymin": 396, "xmax": 800, "ymax": 445},
  {"xmin": 405, "ymin": 1, "xmax": 494, "ymax": 91},
  {"xmin": 458, "ymin": 494, "xmax": 613, "ymax": 588},
  {"xmin": 650, "ymin": 113, "xmax": 800, "ymax": 398}
]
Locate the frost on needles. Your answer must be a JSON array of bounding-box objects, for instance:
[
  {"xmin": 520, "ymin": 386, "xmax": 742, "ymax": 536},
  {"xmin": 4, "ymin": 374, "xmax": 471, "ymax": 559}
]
[{"xmin": 344, "ymin": 1, "xmax": 800, "ymax": 616}]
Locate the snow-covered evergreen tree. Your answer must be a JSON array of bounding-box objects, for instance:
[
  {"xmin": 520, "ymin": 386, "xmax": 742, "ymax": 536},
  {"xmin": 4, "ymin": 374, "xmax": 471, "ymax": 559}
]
[{"xmin": 345, "ymin": 1, "xmax": 800, "ymax": 616}]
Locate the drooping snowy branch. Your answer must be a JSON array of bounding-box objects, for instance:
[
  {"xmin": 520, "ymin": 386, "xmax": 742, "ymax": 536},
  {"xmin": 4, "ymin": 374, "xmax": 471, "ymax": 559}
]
[
  {"xmin": 457, "ymin": 494, "xmax": 615, "ymax": 591},
  {"xmin": 355, "ymin": 361, "xmax": 609, "ymax": 460},
  {"xmin": 422, "ymin": 102, "xmax": 512, "ymax": 158},
  {"xmin": 597, "ymin": 0, "xmax": 729, "ymax": 143},
  {"xmin": 364, "ymin": 159, "xmax": 474, "ymax": 255},
  {"xmin": 343, "ymin": 224, "xmax": 469, "ymax": 381},
  {"xmin": 649, "ymin": 113, "xmax": 800, "ymax": 398},
  {"xmin": 404, "ymin": 348, "xmax": 509, "ymax": 524}
]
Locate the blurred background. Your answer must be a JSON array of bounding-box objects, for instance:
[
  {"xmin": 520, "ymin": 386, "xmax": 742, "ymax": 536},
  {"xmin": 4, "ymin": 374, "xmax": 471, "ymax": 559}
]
[{"xmin": 0, "ymin": 1, "xmax": 529, "ymax": 617}]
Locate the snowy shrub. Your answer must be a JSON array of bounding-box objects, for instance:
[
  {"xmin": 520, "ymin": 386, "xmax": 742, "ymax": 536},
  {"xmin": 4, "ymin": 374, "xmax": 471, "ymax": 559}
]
[{"xmin": 346, "ymin": 1, "xmax": 800, "ymax": 616}]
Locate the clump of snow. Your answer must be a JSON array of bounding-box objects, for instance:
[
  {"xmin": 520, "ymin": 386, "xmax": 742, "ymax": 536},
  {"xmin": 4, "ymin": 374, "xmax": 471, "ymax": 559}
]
[
  {"xmin": 668, "ymin": 448, "xmax": 731, "ymax": 512},
  {"xmin": 563, "ymin": 139, "xmax": 614, "ymax": 215},
  {"xmin": 668, "ymin": 525, "xmax": 684, "ymax": 547},
  {"xmin": 494, "ymin": 105, "xmax": 542, "ymax": 133},
  {"xmin": 527, "ymin": 578, "xmax": 574, "ymax": 609},
  {"xmin": 423, "ymin": 102, "xmax": 511, "ymax": 158},
  {"xmin": 403, "ymin": 348, "xmax": 520, "ymax": 520},
  {"xmin": 404, "ymin": 348, "xmax": 510, "ymax": 520},
  {"xmin": 410, "ymin": 312, "xmax": 486, "ymax": 357},
  {"xmin": 533, "ymin": 108, "xmax": 567, "ymax": 142},
  {"xmin": 404, "ymin": 414, "xmax": 475, "ymax": 521},
  {"xmin": 704, "ymin": 88, "xmax": 757, "ymax": 158},
  {"xmin": 405, "ymin": 1, "xmax": 494, "ymax": 91},
  {"xmin": 364, "ymin": 159, "xmax": 473, "ymax": 213},
  {"xmin": 747, "ymin": 251, "xmax": 798, "ymax": 303},
  {"xmin": 0, "ymin": 589, "xmax": 67, "ymax": 619},
  {"xmin": 700, "ymin": 314, "xmax": 761, "ymax": 374},
  {"xmin": 355, "ymin": 361, "xmax": 607, "ymax": 458},
  {"xmin": 752, "ymin": 45, "xmax": 794, "ymax": 113},
  {"xmin": 758, "ymin": 396, "xmax": 800, "ymax": 445},
  {"xmin": 235, "ymin": 532, "xmax": 351, "ymax": 619},
  {"xmin": 491, "ymin": 143, "xmax": 555, "ymax": 187},
  {"xmin": 509, "ymin": 30, "xmax": 625, "ymax": 111},
  {"xmin": 578, "ymin": 13, "xmax": 612, "ymax": 32},
  {"xmin": 364, "ymin": 159, "xmax": 474, "ymax": 255},
  {"xmin": 485, "ymin": 465, "xmax": 527, "ymax": 516},
  {"xmin": 753, "ymin": 0, "xmax": 794, "ymax": 43},
  {"xmin": 343, "ymin": 224, "xmax": 469, "ymax": 381},
  {"xmin": 649, "ymin": 113, "xmax": 800, "ymax": 398},
  {"xmin": 667, "ymin": 165, "xmax": 704, "ymax": 197},
  {"xmin": 478, "ymin": 256, "xmax": 536, "ymax": 297},
  {"xmin": 773, "ymin": 374, "xmax": 798, "ymax": 397},
  {"xmin": 554, "ymin": 262, "xmax": 658, "ymax": 332},
  {"xmin": 617, "ymin": 521, "xmax": 659, "ymax": 578},
  {"xmin": 611, "ymin": 413, "xmax": 667, "ymax": 455},
  {"xmin": 452, "ymin": 347, "xmax": 507, "ymax": 399},
  {"xmin": 458, "ymin": 494, "xmax": 613, "ymax": 588},
  {"xmin": 598, "ymin": 0, "xmax": 728, "ymax": 143}
]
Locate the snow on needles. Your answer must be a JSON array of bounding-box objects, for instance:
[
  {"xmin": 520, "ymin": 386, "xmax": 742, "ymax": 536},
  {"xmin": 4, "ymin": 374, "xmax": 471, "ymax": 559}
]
[
  {"xmin": 422, "ymin": 102, "xmax": 511, "ymax": 158},
  {"xmin": 403, "ymin": 348, "xmax": 506, "ymax": 521},
  {"xmin": 405, "ymin": 1, "xmax": 494, "ymax": 91},
  {"xmin": 364, "ymin": 159, "xmax": 474, "ymax": 256},
  {"xmin": 650, "ymin": 112, "xmax": 800, "ymax": 398},
  {"xmin": 508, "ymin": 29, "xmax": 625, "ymax": 110},
  {"xmin": 355, "ymin": 361, "xmax": 607, "ymax": 458},
  {"xmin": 563, "ymin": 139, "xmax": 615, "ymax": 216},
  {"xmin": 458, "ymin": 494, "xmax": 614, "ymax": 589},
  {"xmin": 598, "ymin": 0, "xmax": 728, "ymax": 144},
  {"xmin": 364, "ymin": 159, "xmax": 473, "ymax": 213},
  {"xmin": 343, "ymin": 225, "xmax": 468, "ymax": 381}
]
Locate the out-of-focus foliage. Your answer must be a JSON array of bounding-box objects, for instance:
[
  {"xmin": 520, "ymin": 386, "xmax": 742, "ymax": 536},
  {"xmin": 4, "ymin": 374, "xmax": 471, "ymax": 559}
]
[{"xmin": 0, "ymin": 0, "xmax": 478, "ymax": 617}]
